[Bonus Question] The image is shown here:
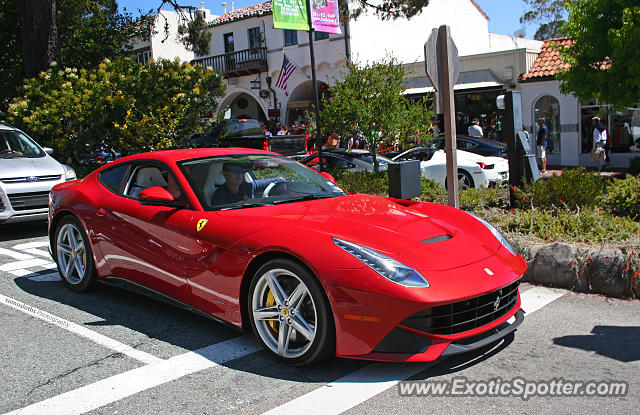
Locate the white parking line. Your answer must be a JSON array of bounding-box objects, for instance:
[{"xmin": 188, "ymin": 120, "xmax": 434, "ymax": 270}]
[
  {"xmin": 261, "ymin": 285, "xmax": 567, "ymax": 415},
  {"xmin": 0, "ymin": 294, "xmax": 161, "ymax": 365},
  {"xmin": 0, "ymin": 258, "xmax": 52, "ymax": 272},
  {"xmin": 4, "ymin": 335, "xmax": 261, "ymax": 415},
  {"xmin": 0, "ymin": 247, "xmax": 34, "ymax": 261}
]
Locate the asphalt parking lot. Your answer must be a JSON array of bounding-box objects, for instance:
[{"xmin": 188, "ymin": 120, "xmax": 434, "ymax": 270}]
[{"xmin": 1, "ymin": 221, "xmax": 638, "ymax": 415}]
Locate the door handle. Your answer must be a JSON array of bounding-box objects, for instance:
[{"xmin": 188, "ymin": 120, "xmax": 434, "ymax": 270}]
[{"xmin": 96, "ymin": 208, "xmax": 106, "ymax": 216}]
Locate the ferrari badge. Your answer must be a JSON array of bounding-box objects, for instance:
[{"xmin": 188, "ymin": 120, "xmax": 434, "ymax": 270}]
[{"xmin": 196, "ymin": 219, "xmax": 208, "ymax": 232}]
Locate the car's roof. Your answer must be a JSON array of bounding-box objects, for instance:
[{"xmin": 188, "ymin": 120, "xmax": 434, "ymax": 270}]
[
  {"xmin": 436, "ymin": 135, "xmax": 506, "ymax": 148},
  {"xmin": 112, "ymin": 148, "xmax": 278, "ymax": 164},
  {"xmin": 0, "ymin": 123, "xmax": 16, "ymax": 131}
]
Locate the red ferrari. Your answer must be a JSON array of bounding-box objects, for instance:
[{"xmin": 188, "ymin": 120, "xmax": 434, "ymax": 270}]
[{"xmin": 48, "ymin": 148, "xmax": 527, "ymax": 366}]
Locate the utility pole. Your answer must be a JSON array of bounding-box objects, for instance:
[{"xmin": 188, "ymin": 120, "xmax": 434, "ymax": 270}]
[{"xmin": 305, "ymin": 0, "xmax": 323, "ymax": 171}]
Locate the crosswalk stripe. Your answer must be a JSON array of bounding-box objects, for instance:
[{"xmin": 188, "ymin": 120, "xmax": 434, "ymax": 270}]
[
  {"xmin": 261, "ymin": 285, "xmax": 566, "ymax": 415},
  {"xmin": 3, "ymin": 335, "xmax": 261, "ymax": 415},
  {"xmin": 0, "ymin": 293, "xmax": 161, "ymax": 365}
]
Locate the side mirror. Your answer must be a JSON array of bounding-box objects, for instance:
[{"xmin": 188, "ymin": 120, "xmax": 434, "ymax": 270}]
[
  {"xmin": 319, "ymin": 171, "xmax": 335, "ymax": 183},
  {"xmin": 43, "ymin": 147, "xmax": 54, "ymax": 155},
  {"xmin": 138, "ymin": 186, "xmax": 187, "ymax": 208}
]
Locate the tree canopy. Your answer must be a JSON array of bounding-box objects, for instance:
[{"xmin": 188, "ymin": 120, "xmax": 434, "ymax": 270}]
[
  {"xmin": 520, "ymin": 0, "xmax": 569, "ymax": 40},
  {"xmin": 557, "ymin": 0, "xmax": 640, "ymax": 108},
  {"xmin": 320, "ymin": 57, "xmax": 432, "ymax": 172}
]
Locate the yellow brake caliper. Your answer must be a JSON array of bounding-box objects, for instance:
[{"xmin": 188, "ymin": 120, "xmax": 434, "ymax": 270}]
[{"xmin": 265, "ymin": 290, "xmax": 278, "ymax": 334}]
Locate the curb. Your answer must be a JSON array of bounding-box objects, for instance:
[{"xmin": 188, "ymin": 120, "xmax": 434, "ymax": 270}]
[{"xmin": 513, "ymin": 241, "xmax": 640, "ymax": 300}]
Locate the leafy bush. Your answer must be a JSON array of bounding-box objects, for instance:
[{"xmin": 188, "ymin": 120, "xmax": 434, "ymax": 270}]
[
  {"xmin": 459, "ymin": 187, "xmax": 509, "ymax": 210},
  {"xmin": 420, "ymin": 177, "xmax": 447, "ymax": 203},
  {"xmin": 8, "ymin": 58, "xmax": 225, "ymax": 163},
  {"xmin": 601, "ymin": 176, "xmax": 640, "ymax": 220},
  {"xmin": 482, "ymin": 207, "xmax": 640, "ymax": 243},
  {"xmin": 334, "ymin": 171, "xmax": 388, "ymax": 195},
  {"xmin": 629, "ymin": 156, "xmax": 640, "ymax": 176},
  {"xmin": 514, "ymin": 168, "xmax": 605, "ymax": 209}
]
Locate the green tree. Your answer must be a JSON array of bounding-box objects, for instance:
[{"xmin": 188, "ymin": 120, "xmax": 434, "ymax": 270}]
[
  {"xmin": 0, "ymin": 0, "xmax": 23, "ymax": 112},
  {"xmin": 320, "ymin": 57, "xmax": 432, "ymax": 172},
  {"xmin": 520, "ymin": 0, "xmax": 570, "ymax": 40},
  {"xmin": 8, "ymin": 58, "xmax": 224, "ymax": 162},
  {"xmin": 557, "ymin": 0, "xmax": 640, "ymax": 108},
  {"xmin": 177, "ymin": 9, "xmax": 211, "ymax": 56}
]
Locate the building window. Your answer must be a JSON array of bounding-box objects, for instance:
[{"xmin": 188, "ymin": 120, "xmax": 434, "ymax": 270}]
[
  {"xmin": 580, "ymin": 103, "xmax": 640, "ymax": 153},
  {"xmin": 136, "ymin": 49, "xmax": 152, "ymax": 65},
  {"xmin": 248, "ymin": 27, "xmax": 262, "ymax": 49},
  {"xmin": 284, "ymin": 29, "xmax": 298, "ymax": 47},
  {"xmin": 534, "ymin": 95, "xmax": 561, "ymax": 153},
  {"xmin": 315, "ymin": 31, "xmax": 329, "ymax": 41}
]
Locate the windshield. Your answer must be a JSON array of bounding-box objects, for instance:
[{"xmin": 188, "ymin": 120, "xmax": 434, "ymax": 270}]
[
  {"xmin": 224, "ymin": 119, "xmax": 263, "ymax": 136},
  {"xmin": 180, "ymin": 154, "xmax": 347, "ymax": 210},
  {"xmin": 0, "ymin": 129, "xmax": 45, "ymax": 158},
  {"xmin": 359, "ymin": 155, "xmax": 392, "ymax": 165}
]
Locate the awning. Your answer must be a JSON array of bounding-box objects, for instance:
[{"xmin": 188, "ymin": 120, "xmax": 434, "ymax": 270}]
[{"xmin": 403, "ymin": 69, "xmax": 505, "ymax": 95}]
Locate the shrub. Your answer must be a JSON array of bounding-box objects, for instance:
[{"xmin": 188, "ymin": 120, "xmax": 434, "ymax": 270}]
[
  {"xmin": 514, "ymin": 168, "xmax": 605, "ymax": 209},
  {"xmin": 420, "ymin": 177, "xmax": 447, "ymax": 203},
  {"xmin": 334, "ymin": 170, "xmax": 388, "ymax": 195},
  {"xmin": 459, "ymin": 187, "xmax": 509, "ymax": 210},
  {"xmin": 601, "ymin": 176, "xmax": 640, "ymax": 220},
  {"xmin": 482, "ymin": 207, "xmax": 640, "ymax": 243}
]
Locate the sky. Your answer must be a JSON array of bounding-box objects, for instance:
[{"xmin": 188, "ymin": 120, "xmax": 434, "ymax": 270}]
[{"xmin": 117, "ymin": 0, "xmax": 540, "ymax": 38}]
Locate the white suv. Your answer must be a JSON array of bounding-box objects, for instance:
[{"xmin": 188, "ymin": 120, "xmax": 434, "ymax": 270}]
[{"xmin": 0, "ymin": 124, "xmax": 76, "ymax": 224}]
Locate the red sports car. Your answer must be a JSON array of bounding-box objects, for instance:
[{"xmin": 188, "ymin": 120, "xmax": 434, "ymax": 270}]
[{"xmin": 48, "ymin": 148, "xmax": 527, "ymax": 366}]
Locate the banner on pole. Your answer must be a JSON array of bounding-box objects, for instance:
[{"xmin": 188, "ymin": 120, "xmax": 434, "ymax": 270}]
[
  {"xmin": 272, "ymin": 0, "xmax": 310, "ymax": 31},
  {"xmin": 311, "ymin": 0, "xmax": 342, "ymax": 34}
]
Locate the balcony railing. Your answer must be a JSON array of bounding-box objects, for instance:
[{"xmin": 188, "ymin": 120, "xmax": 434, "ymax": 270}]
[{"xmin": 193, "ymin": 47, "xmax": 268, "ymax": 78}]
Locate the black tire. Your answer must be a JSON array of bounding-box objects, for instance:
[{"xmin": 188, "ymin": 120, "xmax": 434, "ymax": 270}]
[
  {"xmin": 247, "ymin": 258, "xmax": 335, "ymax": 366},
  {"xmin": 445, "ymin": 169, "xmax": 475, "ymax": 190},
  {"xmin": 53, "ymin": 216, "xmax": 97, "ymax": 292}
]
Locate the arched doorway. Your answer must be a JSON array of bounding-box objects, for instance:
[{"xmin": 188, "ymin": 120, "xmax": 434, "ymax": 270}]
[
  {"xmin": 218, "ymin": 90, "xmax": 268, "ymax": 122},
  {"xmin": 533, "ymin": 95, "xmax": 561, "ymax": 153},
  {"xmin": 285, "ymin": 81, "xmax": 330, "ymax": 125}
]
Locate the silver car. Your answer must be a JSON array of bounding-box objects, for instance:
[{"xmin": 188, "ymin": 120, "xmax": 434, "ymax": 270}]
[{"xmin": 0, "ymin": 124, "xmax": 76, "ymax": 223}]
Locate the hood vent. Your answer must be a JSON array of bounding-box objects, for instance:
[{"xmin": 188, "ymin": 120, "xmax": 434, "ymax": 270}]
[{"xmin": 421, "ymin": 234, "xmax": 452, "ymax": 244}]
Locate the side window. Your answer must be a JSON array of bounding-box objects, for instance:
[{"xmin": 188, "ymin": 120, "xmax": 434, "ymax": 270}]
[
  {"xmin": 124, "ymin": 164, "xmax": 183, "ymax": 200},
  {"xmin": 98, "ymin": 164, "xmax": 131, "ymax": 194},
  {"xmin": 458, "ymin": 139, "xmax": 477, "ymax": 150},
  {"xmin": 326, "ymin": 155, "xmax": 355, "ymax": 170}
]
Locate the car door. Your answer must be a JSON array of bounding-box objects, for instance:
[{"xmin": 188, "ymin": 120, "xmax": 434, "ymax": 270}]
[{"xmin": 93, "ymin": 162, "xmax": 196, "ymax": 303}]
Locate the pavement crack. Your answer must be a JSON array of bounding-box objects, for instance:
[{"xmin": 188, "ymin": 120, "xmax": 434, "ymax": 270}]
[{"xmin": 22, "ymin": 351, "xmax": 124, "ymax": 404}]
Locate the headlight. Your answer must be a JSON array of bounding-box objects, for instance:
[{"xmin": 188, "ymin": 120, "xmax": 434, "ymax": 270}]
[
  {"xmin": 333, "ymin": 238, "xmax": 430, "ymax": 287},
  {"xmin": 63, "ymin": 165, "xmax": 76, "ymax": 181},
  {"xmin": 467, "ymin": 212, "xmax": 518, "ymax": 256}
]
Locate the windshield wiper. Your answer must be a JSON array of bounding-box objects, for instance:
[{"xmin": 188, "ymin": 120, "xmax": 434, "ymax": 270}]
[
  {"xmin": 217, "ymin": 201, "xmax": 272, "ymax": 210},
  {"xmin": 272, "ymin": 194, "xmax": 338, "ymax": 204}
]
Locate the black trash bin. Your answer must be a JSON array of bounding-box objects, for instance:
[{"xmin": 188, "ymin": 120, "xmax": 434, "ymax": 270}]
[{"xmin": 388, "ymin": 160, "xmax": 421, "ymax": 199}]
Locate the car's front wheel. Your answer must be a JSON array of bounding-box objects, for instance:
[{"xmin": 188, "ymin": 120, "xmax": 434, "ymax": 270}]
[
  {"xmin": 54, "ymin": 216, "xmax": 97, "ymax": 292},
  {"xmin": 248, "ymin": 259, "xmax": 335, "ymax": 366}
]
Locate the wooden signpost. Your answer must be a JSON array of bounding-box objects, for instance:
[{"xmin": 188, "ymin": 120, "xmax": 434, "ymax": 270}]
[{"xmin": 424, "ymin": 25, "xmax": 460, "ymax": 208}]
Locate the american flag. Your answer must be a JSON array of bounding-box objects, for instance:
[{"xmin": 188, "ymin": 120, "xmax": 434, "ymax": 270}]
[{"xmin": 275, "ymin": 55, "xmax": 296, "ymax": 96}]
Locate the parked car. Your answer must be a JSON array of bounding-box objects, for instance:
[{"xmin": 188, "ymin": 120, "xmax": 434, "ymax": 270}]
[
  {"xmin": 79, "ymin": 143, "xmax": 122, "ymax": 167},
  {"xmin": 48, "ymin": 147, "xmax": 526, "ymax": 365},
  {"xmin": 392, "ymin": 146, "xmax": 509, "ymax": 189},
  {"xmin": 179, "ymin": 119, "xmax": 307, "ymax": 156},
  {"xmin": 434, "ymin": 135, "xmax": 508, "ymax": 158},
  {"xmin": 0, "ymin": 123, "xmax": 76, "ymax": 224},
  {"xmin": 301, "ymin": 149, "xmax": 394, "ymax": 172}
]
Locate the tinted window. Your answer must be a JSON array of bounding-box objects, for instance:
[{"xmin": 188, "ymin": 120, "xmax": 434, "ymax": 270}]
[
  {"xmin": 224, "ymin": 119, "xmax": 263, "ymax": 136},
  {"xmin": 0, "ymin": 129, "xmax": 44, "ymax": 158},
  {"xmin": 458, "ymin": 139, "xmax": 477, "ymax": 150},
  {"xmin": 98, "ymin": 164, "xmax": 131, "ymax": 194}
]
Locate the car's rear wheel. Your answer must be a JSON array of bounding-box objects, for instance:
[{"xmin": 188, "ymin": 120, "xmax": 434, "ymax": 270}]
[
  {"xmin": 248, "ymin": 259, "xmax": 335, "ymax": 366},
  {"xmin": 445, "ymin": 169, "xmax": 475, "ymax": 190},
  {"xmin": 54, "ymin": 216, "xmax": 97, "ymax": 292}
]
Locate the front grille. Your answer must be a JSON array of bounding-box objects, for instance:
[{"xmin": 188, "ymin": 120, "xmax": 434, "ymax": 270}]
[
  {"xmin": 8, "ymin": 191, "xmax": 50, "ymax": 211},
  {"xmin": 1, "ymin": 174, "xmax": 61, "ymax": 183},
  {"xmin": 401, "ymin": 280, "xmax": 520, "ymax": 335}
]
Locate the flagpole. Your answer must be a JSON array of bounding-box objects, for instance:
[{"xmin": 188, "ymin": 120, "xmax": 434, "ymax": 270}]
[{"xmin": 305, "ymin": 0, "xmax": 323, "ymax": 172}]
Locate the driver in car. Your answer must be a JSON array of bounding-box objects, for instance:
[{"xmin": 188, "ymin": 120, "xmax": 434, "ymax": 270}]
[{"xmin": 211, "ymin": 161, "xmax": 285, "ymax": 205}]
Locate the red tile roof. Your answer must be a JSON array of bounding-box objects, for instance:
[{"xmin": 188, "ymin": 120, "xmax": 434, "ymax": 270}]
[
  {"xmin": 209, "ymin": 1, "xmax": 273, "ymax": 27},
  {"xmin": 519, "ymin": 37, "xmax": 572, "ymax": 82}
]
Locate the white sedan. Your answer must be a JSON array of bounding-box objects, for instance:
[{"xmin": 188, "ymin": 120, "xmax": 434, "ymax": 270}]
[{"xmin": 391, "ymin": 147, "xmax": 509, "ymax": 189}]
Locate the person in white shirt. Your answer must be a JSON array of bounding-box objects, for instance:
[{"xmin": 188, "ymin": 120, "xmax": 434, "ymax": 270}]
[
  {"xmin": 468, "ymin": 119, "xmax": 483, "ymax": 137},
  {"xmin": 592, "ymin": 116, "xmax": 608, "ymax": 170}
]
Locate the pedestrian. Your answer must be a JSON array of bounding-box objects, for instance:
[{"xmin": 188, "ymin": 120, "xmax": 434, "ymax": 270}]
[
  {"xmin": 468, "ymin": 119, "xmax": 483, "ymax": 137},
  {"xmin": 591, "ymin": 116, "xmax": 609, "ymax": 170},
  {"xmin": 277, "ymin": 125, "xmax": 288, "ymax": 135},
  {"xmin": 536, "ymin": 117, "xmax": 548, "ymax": 173}
]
